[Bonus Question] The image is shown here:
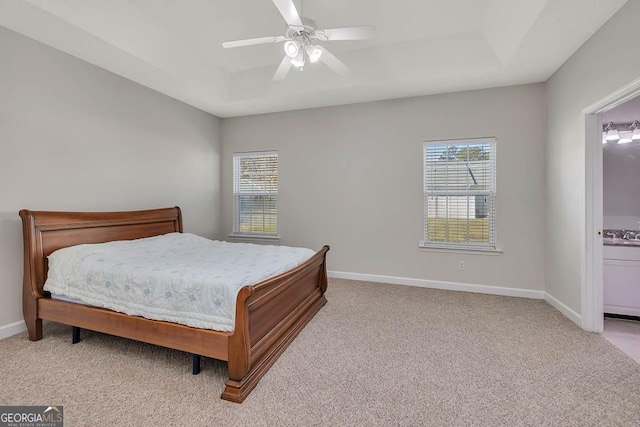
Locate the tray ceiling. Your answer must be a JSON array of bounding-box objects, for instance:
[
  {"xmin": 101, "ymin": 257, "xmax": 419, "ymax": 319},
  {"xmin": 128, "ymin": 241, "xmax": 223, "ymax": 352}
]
[{"xmin": 0, "ymin": 0, "xmax": 628, "ymax": 117}]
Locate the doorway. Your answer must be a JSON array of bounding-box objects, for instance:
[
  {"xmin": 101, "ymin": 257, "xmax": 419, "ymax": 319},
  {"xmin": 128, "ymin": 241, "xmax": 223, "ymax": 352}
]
[
  {"xmin": 583, "ymin": 77, "xmax": 640, "ymax": 334},
  {"xmin": 596, "ymin": 95, "xmax": 640, "ymax": 363}
]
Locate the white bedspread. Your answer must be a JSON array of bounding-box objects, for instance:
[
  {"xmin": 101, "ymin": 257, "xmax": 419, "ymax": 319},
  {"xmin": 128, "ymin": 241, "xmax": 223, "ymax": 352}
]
[{"xmin": 43, "ymin": 233, "xmax": 316, "ymax": 332}]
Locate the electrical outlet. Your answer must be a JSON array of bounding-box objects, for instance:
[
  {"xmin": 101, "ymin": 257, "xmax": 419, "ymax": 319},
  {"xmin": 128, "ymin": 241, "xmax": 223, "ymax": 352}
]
[{"xmin": 458, "ymin": 260, "xmax": 465, "ymax": 271}]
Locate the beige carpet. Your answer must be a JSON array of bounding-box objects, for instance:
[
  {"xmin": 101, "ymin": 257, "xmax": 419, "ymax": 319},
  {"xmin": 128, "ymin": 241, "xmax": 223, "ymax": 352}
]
[{"xmin": 1, "ymin": 279, "xmax": 640, "ymax": 426}]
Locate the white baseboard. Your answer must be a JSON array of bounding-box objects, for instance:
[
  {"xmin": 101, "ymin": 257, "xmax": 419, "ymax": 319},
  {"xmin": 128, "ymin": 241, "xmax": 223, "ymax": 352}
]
[
  {"xmin": 544, "ymin": 293, "xmax": 582, "ymax": 326},
  {"xmin": 328, "ymin": 270, "xmax": 586, "ymax": 326},
  {"xmin": 328, "ymin": 270, "xmax": 545, "ymax": 299},
  {"xmin": 0, "ymin": 320, "xmax": 26, "ymax": 340}
]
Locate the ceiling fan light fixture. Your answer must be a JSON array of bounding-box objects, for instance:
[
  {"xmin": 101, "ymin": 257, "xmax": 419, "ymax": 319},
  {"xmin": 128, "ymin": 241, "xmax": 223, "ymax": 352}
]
[
  {"xmin": 284, "ymin": 40, "xmax": 300, "ymax": 58},
  {"xmin": 290, "ymin": 53, "xmax": 305, "ymax": 68},
  {"xmin": 306, "ymin": 45, "xmax": 322, "ymax": 63}
]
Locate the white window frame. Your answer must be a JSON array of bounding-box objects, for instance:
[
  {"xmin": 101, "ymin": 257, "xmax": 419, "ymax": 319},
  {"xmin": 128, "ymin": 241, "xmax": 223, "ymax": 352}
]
[
  {"xmin": 232, "ymin": 151, "xmax": 278, "ymax": 238},
  {"xmin": 420, "ymin": 138, "xmax": 497, "ymax": 251}
]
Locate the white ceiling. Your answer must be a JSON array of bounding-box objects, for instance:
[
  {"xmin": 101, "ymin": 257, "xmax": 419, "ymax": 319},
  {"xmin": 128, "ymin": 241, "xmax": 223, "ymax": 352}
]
[{"xmin": 0, "ymin": 0, "xmax": 628, "ymax": 117}]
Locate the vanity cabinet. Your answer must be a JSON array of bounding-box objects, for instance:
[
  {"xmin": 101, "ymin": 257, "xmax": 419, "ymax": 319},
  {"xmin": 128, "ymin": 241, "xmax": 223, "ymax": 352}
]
[{"xmin": 603, "ymin": 245, "xmax": 640, "ymax": 317}]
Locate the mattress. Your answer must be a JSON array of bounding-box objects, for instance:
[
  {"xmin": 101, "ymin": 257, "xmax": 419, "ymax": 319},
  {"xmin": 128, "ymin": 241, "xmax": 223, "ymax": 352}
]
[{"xmin": 43, "ymin": 233, "xmax": 315, "ymax": 332}]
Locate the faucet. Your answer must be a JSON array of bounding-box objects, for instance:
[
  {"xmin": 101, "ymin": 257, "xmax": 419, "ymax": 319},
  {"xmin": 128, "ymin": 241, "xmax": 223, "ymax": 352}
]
[{"xmin": 623, "ymin": 231, "xmax": 636, "ymax": 240}]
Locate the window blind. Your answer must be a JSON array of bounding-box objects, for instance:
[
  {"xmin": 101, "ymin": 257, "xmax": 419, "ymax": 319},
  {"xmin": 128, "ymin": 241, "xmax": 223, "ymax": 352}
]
[
  {"xmin": 422, "ymin": 138, "xmax": 496, "ymax": 249},
  {"xmin": 233, "ymin": 151, "xmax": 278, "ymax": 236}
]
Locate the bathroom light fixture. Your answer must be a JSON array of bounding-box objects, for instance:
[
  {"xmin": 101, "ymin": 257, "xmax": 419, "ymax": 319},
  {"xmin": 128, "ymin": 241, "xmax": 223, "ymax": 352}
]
[
  {"xmin": 618, "ymin": 132, "xmax": 633, "ymax": 144},
  {"xmin": 604, "ymin": 122, "xmax": 620, "ymax": 141},
  {"xmin": 632, "ymin": 120, "xmax": 640, "ymax": 141}
]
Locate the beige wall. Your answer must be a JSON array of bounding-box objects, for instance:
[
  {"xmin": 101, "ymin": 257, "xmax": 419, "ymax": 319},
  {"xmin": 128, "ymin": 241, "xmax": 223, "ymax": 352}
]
[
  {"xmin": 0, "ymin": 27, "xmax": 222, "ymax": 330},
  {"xmin": 222, "ymin": 84, "xmax": 546, "ymax": 292},
  {"xmin": 6, "ymin": 0, "xmax": 636, "ymax": 332},
  {"xmin": 545, "ymin": 0, "xmax": 640, "ymax": 314}
]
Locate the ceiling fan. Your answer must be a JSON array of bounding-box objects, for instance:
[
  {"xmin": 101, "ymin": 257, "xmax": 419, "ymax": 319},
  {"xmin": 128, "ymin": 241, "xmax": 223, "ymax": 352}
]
[{"xmin": 222, "ymin": 0, "xmax": 377, "ymax": 81}]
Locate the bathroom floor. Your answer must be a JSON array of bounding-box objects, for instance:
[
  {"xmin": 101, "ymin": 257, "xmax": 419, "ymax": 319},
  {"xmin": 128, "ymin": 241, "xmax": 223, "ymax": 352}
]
[{"xmin": 603, "ymin": 317, "xmax": 640, "ymax": 364}]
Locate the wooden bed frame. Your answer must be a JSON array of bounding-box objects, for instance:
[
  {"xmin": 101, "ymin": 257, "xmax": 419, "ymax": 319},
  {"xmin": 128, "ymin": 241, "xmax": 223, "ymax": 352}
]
[{"xmin": 19, "ymin": 207, "xmax": 329, "ymax": 403}]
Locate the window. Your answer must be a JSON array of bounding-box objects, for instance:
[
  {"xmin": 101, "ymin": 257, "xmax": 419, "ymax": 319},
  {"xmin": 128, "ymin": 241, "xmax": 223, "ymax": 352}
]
[
  {"xmin": 421, "ymin": 138, "xmax": 496, "ymax": 250},
  {"xmin": 233, "ymin": 151, "xmax": 278, "ymax": 237}
]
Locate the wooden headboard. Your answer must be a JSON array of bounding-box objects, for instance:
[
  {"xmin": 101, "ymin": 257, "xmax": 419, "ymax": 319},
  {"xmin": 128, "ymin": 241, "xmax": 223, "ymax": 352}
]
[{"xmin": 20, "ymin": 207, "xmax": 183, "ymax": 298}]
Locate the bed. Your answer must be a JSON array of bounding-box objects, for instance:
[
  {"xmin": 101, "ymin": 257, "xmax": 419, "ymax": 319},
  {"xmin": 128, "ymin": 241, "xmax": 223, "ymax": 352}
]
[{"xmin": 19, "ymin": 207, "xmax": 329, "ymax": 403}]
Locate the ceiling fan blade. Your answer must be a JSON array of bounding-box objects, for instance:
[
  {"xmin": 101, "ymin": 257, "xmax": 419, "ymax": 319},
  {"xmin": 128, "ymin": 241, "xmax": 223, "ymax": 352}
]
[
  {"xmin": 318, "ymin": 47, "xmax": 351, "ymax": 76},
  {"xmin": 222, "ymin": 36, "xmax": 287, "ymax": 48},
  {"xmin": 317, "ymin": 26, "xmax": 377, "ymax": 41},
  {"xmin": 273, "ymin": 55, "xmax": 293, "ymax": 81},
  {"xmin": 272, "ymin": 0, "xmax": 304, "ymax": 31}
]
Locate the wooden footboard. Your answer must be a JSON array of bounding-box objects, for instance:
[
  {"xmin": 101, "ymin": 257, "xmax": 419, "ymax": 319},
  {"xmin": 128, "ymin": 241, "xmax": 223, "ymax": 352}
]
[
  {"xmin": 223, "ymin": 245, "xmax": 329, "ymax": 402},
  {"xmin": 19, "ymin": 207, "xmax": 329, "ymax": 403}
]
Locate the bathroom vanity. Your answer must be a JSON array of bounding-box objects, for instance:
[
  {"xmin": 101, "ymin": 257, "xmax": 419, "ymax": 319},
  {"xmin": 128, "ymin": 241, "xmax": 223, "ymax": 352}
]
[{"xmin": 604, "ymin": 235, "xmax": 640, "ymax": 317}]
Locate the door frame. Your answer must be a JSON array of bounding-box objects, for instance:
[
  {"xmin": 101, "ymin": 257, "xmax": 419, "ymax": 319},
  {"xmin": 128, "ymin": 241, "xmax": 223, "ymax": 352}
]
[{"xmin": 582, "ymin": 77, "xmax": 640, "ymax": 332}]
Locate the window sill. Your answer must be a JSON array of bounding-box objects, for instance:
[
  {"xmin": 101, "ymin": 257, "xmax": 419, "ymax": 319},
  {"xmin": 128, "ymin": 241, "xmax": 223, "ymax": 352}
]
[
  {"xmin": 419, "ymin": 244, "xmax": 503, "ymax": 256},
  {"xmin": 228, "ymin": 234, "xmax": 280, "ymax": 242}
]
